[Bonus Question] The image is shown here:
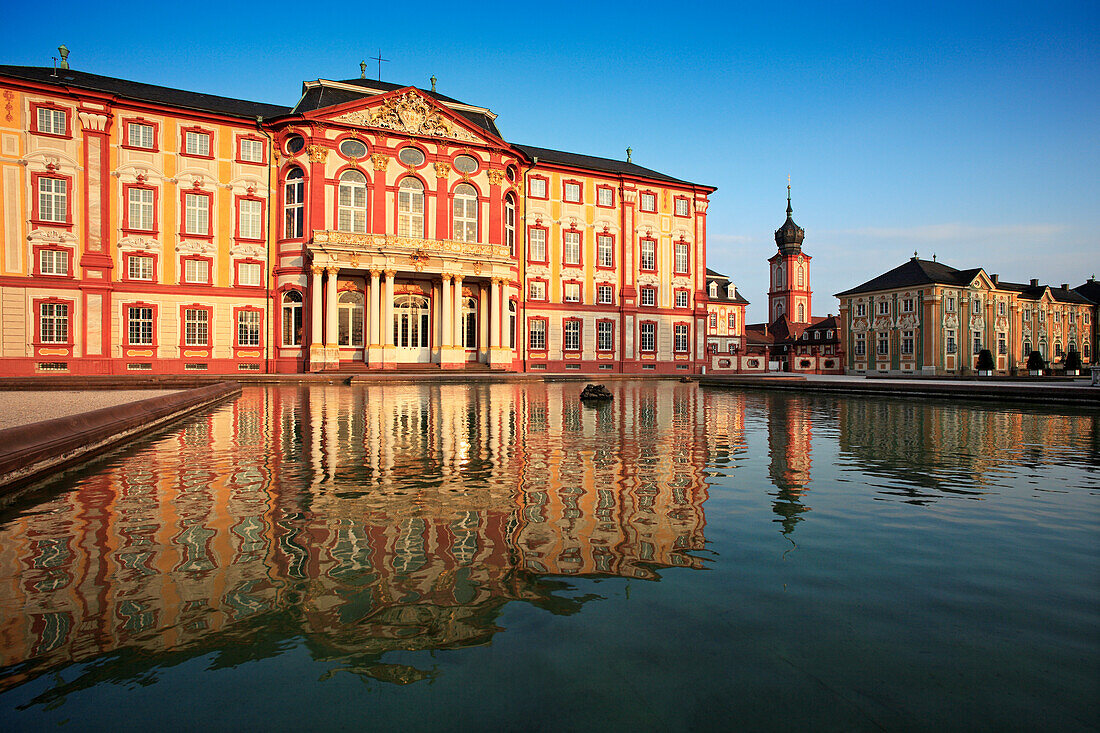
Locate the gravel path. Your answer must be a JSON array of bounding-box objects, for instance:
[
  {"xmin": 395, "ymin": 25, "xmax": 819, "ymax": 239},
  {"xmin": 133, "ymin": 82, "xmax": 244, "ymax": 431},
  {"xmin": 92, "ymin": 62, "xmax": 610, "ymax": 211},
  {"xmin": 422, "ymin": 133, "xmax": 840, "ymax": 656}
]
[{"xmin": 0, "ymin": 390, "xmax": 182, "ymax": 430}]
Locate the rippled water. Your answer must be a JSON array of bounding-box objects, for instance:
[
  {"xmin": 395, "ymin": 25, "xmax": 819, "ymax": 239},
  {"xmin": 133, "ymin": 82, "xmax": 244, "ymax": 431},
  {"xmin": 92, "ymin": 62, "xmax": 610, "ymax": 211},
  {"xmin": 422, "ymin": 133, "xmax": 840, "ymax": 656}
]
[{"xmin": 0, "ymin": 383, "xmax": 1097, "ymax": 731}]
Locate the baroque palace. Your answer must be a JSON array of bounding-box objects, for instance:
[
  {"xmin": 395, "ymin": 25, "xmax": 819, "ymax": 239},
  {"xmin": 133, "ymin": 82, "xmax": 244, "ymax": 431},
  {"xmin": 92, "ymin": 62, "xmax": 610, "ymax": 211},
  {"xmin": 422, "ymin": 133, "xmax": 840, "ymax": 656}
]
[
  {"xmin": 0, "ymin": 53, "xmax": 720, "ymax": 375},
  {"xmin": 836, "ymin": 256, "xmax": 1095, "ymax": 375}
]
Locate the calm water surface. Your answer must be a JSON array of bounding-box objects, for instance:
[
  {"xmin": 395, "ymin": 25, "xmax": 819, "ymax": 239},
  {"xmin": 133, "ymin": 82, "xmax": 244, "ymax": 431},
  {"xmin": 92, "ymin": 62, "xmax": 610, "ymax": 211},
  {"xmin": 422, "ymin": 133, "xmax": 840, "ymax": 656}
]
[{"xmin": 0, "ymin": 383, "xmax": 1097, "ymax": 731}]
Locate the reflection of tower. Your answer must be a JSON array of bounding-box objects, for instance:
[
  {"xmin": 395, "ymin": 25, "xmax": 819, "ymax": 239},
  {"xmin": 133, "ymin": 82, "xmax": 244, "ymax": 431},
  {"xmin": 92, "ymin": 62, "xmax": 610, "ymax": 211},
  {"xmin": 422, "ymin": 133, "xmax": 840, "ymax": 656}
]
[
  {"xmin": 766, "ymin": 395, "xmax": 813, "ymax": 535},
  {"xmin": 768, "ymin": 185, "xmax": 812, "ymax": 324}
]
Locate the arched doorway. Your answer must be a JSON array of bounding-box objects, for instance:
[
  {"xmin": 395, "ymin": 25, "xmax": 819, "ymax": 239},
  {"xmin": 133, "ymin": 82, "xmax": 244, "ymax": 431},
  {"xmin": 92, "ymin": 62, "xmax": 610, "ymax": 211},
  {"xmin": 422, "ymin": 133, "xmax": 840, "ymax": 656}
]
[{"xmin": 394, "ymin": 295, "xmax": 430, "ymax": 362}]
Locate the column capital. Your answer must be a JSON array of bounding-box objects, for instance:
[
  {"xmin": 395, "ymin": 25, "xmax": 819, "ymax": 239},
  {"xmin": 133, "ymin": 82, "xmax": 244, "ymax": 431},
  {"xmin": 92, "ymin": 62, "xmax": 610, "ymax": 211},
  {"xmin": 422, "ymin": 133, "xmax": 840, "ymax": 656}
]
[
  {"xmin": 310, "ymin": 265, "xmax": 325, "ymax": 275},
  {"xmin": 441, "ymin": 272, "xmax": 453, "ymax": 282},
  {"xmin": 325, "ymin": 265, "xmax": 339, "ymax": 276},
  {"xmin": 434, "ymin": 161, "xmax": 451, "ymax": 178},
  {"xmin": 383, "ymin": 269, "xmax": 397, "ymax": 278},
  {"xmin": 369, "ymin": 268, "xmax": 382, "ymax": 277},
  {"xmin": 371, "ymin": 153, "xmax": 390, "ymax": 171}
]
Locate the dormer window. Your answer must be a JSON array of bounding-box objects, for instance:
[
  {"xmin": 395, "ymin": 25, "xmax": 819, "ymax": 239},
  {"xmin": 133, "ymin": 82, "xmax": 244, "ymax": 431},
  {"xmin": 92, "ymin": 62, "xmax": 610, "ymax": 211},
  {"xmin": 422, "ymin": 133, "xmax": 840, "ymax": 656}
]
[
  {"xmin": 727, "ymin": 284, "xmax": 735, "ymax": 299},
  {"xmin": 709, "ymin": 281, "xmax": 717, "ymax": 298}
]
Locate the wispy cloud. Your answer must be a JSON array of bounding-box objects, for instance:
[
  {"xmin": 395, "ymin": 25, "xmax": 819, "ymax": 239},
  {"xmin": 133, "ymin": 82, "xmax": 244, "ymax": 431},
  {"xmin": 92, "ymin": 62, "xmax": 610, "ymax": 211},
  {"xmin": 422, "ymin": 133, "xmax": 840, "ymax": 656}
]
[{"xmin": 832, "ymin": 223, "xmax": 1067, "ymax": 242}]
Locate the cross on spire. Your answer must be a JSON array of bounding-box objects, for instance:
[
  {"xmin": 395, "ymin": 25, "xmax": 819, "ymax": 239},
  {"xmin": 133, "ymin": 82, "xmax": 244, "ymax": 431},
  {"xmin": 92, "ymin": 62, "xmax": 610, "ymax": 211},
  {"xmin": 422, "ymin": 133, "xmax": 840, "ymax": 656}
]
[{"xmin": 370, "ymin": 49, "xmax": 390, "ymax": 81}]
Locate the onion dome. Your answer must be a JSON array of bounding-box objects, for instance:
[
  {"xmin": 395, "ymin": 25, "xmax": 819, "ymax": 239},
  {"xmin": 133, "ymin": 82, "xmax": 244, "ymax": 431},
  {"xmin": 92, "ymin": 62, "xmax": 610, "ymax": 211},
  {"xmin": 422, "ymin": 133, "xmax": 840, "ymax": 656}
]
[{"xmin": 774, "ymin": 185, "xmax": 805, "ymax": 254}]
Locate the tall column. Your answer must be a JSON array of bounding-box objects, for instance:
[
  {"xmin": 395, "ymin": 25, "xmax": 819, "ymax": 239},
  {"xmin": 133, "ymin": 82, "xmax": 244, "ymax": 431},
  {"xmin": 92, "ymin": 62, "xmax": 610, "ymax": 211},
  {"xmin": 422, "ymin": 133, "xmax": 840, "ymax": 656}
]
[
  {"xmin": 478, "ymin": 283, "xmax": 489, "ymax": 361},
  {"xmin": 367, "ymin": 269, "xmax": 383, "ymax": 368},
  {"xmin": 453, "ymin": 274, "xmax": 465, "ymax": 352},
  {"xmin": 490, "ymin": 278, "xmax": 502, "ymax": 349},
  {"xmin": 325, "ymin": 266, "xmax": 340, "ymax": 368},
  {"xmin": 441, "ymin": 274, "xmax": 453, "ymax": 348},
  {"xmin": 382, "ymin": 269, "xmax": 396, "ymax": 369},
  {"xmin": 309, "ymin": 265, "xmax": 324, "ymax": 371}
]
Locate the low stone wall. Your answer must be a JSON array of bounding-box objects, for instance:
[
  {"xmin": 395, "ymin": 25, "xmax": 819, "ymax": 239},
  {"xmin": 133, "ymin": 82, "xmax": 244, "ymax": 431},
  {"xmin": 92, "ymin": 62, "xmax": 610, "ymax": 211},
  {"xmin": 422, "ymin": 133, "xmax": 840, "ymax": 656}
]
[{"xmin": 0, "ymin": 382, "xmax": 241, "ymax": 495}]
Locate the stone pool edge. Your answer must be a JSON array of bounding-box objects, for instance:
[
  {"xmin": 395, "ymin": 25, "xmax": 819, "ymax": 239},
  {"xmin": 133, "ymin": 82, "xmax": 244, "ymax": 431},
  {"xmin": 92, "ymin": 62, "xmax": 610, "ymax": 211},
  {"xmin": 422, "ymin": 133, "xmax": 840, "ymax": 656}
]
[{"xmin": 0, "ymin": 382, "xmax": 241, "ymax": 495}]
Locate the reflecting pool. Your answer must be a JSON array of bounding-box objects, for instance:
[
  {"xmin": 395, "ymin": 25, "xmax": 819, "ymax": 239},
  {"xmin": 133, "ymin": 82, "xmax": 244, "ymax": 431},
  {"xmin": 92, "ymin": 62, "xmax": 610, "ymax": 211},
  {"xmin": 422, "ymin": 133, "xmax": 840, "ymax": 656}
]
[{"xmin": 0, "ymin": 383, "xmax": 1097, "ymax": 730}]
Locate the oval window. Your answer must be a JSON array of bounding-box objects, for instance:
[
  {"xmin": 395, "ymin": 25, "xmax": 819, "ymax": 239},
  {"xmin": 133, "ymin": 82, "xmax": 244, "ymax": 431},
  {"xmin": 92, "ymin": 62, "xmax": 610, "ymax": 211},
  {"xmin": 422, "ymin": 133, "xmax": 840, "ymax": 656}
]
[
  {"xmin": 339, "ymin": 139, "xmax": 368, "ymax": 158},
  {"xmin": 453, "ymin": 154, "xmax": 479, "ymax": 174},
  {"xmin": 399, "ymin": 147, "xmax": 425, "ymax": 166},
  {"xmin": 285, "ymin": 134, "xmax": 305, "ymax": 154},
  {"xmin": 506, "ymin": 164, "xmax": 517, "ymax": 182}
]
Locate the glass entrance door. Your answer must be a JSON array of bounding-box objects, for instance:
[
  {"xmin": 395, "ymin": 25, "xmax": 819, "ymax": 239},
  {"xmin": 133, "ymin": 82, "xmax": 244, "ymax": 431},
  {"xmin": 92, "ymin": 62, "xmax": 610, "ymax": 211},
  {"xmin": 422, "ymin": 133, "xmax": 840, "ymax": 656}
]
[{"xmin": 394, "ymin": 295, "xmax": 430, "ymax": 362}]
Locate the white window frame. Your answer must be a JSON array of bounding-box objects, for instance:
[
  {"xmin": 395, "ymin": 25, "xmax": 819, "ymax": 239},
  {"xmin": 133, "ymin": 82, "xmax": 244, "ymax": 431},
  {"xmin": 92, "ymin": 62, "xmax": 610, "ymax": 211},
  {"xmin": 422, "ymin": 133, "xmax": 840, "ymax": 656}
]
[
  {"xmin": 128, "ymin": 187, "xmax": 155, "ymax": 231},
  {"xmin": 39, "ymin": 302, "xmax": 69, "ymax": 343},
  {"xmin": 239, "ymin": 199, "xmax": 262, "ymax": 240},
  {"xmin": 563, "ymin": 282, "xmax": 581, "ymax": 303},
  {"xmin": 563, "ymin": 181, "xmax": 581, "ymax": 203},
  {"xmin": 528, "ymin": 177, "xmax": 546, "ymax": 199},
  {"xmin": 639, "ymin": 322, "xmax": 656, "ymax": 351},
  {"xmin": 397, "ymin": 177, "xmax": 424, "ymax": 237},
  {"xmin": 674, "ymin": 324, "xmax": 689, "ymax": 353},
  {"xmin": 597, "ymin": 187, "xmax": 614, "ymax": 207},
  {"xmin": 563, "ymin": 231, "xmax": 581, "ymax": 265},
  {"xmin": 37, "ymin": 176, "xmax": 68, "ymax": 223},
  {"xmin": 640, "ymin": 192, "xmax": 656, "ymax": 212},
  {"xmin": 185, "ymin": 130, "xmax": 211, "ymax": 157},
  {"xmin": 529, "ymin": 228, "xmax": 546, "ymax": 262},
  {"xmin": 597, "ymin": 321, "xmax": 614, "ymax": 351},
  {"xmin": 239, "ymin": 138, "xmax": 265, "ymax": 163},
  {"xmin": 237, "ymin": 261, "xmax": 262, "ymax": 287},
  {"xmin": 39, "ymin": 249, "xmax": 68, "ymax": 276},
  {"xmin": 184, "ymin": 259, "xmax": 209, "ymax": 284},
  {"xmin": 675, "ymin": 291, "xmax": 689, "ymax": 308},
  {"xmin": 597, "ymin": 285, "xmax": 614, "ymax": 305},
  {"xmin": 640, "ymin": 287, "xmax": 656, "ymax": 307},
  {"xmin": 675, "ymin": 198, "xmax": 690, "ymax": 216},
  {"xmin": 640, "ymin": 240, "xmax": 656, "ymax": 270},
  {"xmin": 237, "ymin": 310, "xmax": 261, "ymax": 347},
  {"xmin": 452, "ymin": 183, "xmax": 478, "ymax": 242},
  {"xmin": 597, "ymin": 234, "xmax": 614, "ymax": 268},
  {"xmin": 674, "ymin": 242, "xmax": 689, "ymax": 273},
  {"xmin": 528, "ymin": 280, "xmax": 546, "ymax": 301},
  {"xmin": 529, "ymin": 319, "xmax": 546, "ymax": 350},
  {"xmin": 128, "ymin": 306, "xmax": 154, "ymax": 346},
  {"xmin": 184, "ymin": 193, "xmax": 209, "ymax": 236},
  {"xmin": 563, "ymin": 319, "xmax": 581, "ymax": 350},
  {"xmin": 284, "ymin": 168, "xmax": 305, "ymax": 239},
  {"xmin": 128, "ymin": 255, "xmax": 153, "ymax": 281},
  {"xmin": 37, "ymin": 107, "xmax": 67, "ymax": 135},
  {"xmin": 338, "ymin": 171, "xmax": 368, "ymax": 234},
  {"xmin": 184, "ymin": 308, "xmax": 209, "ymax": 347},
  {"xmin": 127, "ymin": 122, "xmax": 155, "ymax": 149}
]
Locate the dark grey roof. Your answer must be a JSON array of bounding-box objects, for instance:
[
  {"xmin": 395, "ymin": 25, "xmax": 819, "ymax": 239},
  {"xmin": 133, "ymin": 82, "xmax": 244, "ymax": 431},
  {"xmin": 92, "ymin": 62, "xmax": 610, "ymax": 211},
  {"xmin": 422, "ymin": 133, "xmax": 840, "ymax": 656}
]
[
  {"xmin": 0, "ymin": 65, "xmax": 288, "ymax": 120},
  {"xmin": 294, "ymin": 80, "xmax": 502, "ymax": 137},
  {"xmin": 836, "ymin": 258, "xmax": 980, "ymax": 296},
  {"xmin": 704, "ymin": 269, "xmax": 749, "ymax": 304},
  {"xmin": 1073, "ymin": 278, "xmax": 1100, "ymax": 305},
  {"xmin": 513, "ymin": 144, "xmax": 712, "ymax": 188}
]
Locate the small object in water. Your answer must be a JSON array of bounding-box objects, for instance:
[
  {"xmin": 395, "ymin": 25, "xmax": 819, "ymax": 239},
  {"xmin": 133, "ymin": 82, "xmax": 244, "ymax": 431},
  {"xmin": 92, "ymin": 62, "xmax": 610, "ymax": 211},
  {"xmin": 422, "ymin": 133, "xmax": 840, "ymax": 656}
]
[
  {"xmin": 679, "ymin": 376, "xmax": 693, "ymax": 383},
  {"xmin": 579, "ymin": 383, "xmax": 613, "ymax": 401}
]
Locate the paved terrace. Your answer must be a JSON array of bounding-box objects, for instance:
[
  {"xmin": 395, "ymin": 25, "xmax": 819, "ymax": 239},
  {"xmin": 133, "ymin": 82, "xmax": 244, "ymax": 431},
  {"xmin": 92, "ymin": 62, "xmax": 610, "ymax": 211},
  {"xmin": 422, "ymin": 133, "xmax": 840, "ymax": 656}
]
[{"xmin": 0, "ymin": 389, "xmax": 182, "ymax": 430}]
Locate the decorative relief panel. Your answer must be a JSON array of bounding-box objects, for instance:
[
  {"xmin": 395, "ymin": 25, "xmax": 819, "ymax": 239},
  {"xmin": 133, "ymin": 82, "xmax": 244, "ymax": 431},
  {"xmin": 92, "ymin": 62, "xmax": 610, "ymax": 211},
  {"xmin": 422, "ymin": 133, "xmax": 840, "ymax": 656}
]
[
  {"xmin": 331, "ymin": 91, "xmax": 481, "ymax": 144},
  {"xmin": 312, "ymin": 230, "xmax": 509, "ymax": 260}
]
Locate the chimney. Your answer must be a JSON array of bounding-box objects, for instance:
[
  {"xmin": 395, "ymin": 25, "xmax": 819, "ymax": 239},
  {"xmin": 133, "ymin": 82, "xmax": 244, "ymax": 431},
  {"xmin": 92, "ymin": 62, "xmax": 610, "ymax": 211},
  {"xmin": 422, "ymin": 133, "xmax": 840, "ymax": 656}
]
[
  {"xmin": 1030, "ymin": 278, "xmax": 1039, "ymax": 287},
  {"xmin": 991, "ymin": 274, "xmax": 999, "ymax": 285},
  {"xmin": 1061, "ymin": 283, "xmax": 1068, "ymax": 290}
]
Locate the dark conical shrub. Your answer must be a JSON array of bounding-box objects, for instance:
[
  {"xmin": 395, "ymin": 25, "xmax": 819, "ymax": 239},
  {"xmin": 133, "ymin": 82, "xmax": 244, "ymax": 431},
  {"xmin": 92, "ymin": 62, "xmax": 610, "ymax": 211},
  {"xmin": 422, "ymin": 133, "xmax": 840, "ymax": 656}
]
[
  {"xmin": 976, "ymin": 349, "xmax": 995, "ymax": 371},
  {"xmin": 1026, "ymin": 350, "xmax": 1046, "ymax": 372},
  {"xmin": 1064, "ymin": 348, "xmax": 1082, "ymax": 372}
]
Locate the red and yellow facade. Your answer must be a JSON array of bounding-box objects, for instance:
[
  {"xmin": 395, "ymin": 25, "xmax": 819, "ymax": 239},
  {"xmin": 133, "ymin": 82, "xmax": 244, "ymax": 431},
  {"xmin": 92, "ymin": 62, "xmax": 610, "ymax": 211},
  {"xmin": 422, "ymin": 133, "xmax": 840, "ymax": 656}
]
[{"xmin": 0, "ymin": 65, "xmax": 716, "ymax": 375}]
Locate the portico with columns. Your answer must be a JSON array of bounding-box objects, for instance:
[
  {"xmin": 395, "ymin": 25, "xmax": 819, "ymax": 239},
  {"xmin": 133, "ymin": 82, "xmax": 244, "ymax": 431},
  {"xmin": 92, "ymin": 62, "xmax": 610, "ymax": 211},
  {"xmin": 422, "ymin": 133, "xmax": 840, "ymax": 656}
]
[{"xmin": 305, "ymin": 231, "xmax": 515, "ymax": 371}]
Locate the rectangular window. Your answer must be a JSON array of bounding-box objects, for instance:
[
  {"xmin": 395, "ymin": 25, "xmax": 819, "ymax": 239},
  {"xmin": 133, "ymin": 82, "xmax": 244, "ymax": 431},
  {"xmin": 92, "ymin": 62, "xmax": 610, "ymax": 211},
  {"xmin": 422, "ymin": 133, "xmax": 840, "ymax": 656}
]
[
  {"xmin": 563, "ymin": 231, "xmax": 581, "ymax": 265},
  {"xmin": 597, "ymin": 321, "xmax": 614, "ymax": 351},
  {"xmin": 946, "ymin": 330, "xmax": 957, "ymax": 354},
  {"xmin": 639, "ymin": 322, "xmax": 656, "ymax": 351},
  {"xmin": 184, "ymin": 308, "xmax": 209, "ymax": 347},
  {"xmin": 674, "ymin": 242, "xmax": 689, "ymax": 273},
  {"xmin": 185, "ymin": 131, "xmax": 211, "ymax": 157},
  {"xmin": 640, "ymin": 192, "xmax": 656, "ymax": 212},
  {"xmin": 563, "ymin": 182, "xmax": 581, "ymax": 203},
  {"xmin": 39, "ymin": 249, "xmax": 68, "ymax": 276},
  {"xmin": 128, "ymin": 307, "xmax": 154, "ymax": 345},
  {"xmin": 128, "ymin": 255, "xmax": 153, "ymax": 280},
  {"xmin": 563, "ymin": 282, "xmax": 580, "ymax": 303},
  {"xmin": 973, "ymin": 331, "xmax": 982, "ymax": 355},
  {"xmin": 878, "ymin": 300, "xmax": 890, "ymax": 315},
  {"xmin": 128, "ymin": 188, "xmax": 155, "ymax": 231},
  {"xmin": 676, "ymin": 291, "xmax": 689, "ymax": 308},
  {"xmin": 528, "ymin": 280, "xmax": 545, "ymax": 301},
  {"xmin": 597, "ymin": 285, "xmax": 614, "ymax": 305},
  {"xmin": 238, "ymin": 310, "xmax": 261, "ymax": 347},
  {"xmin": 529, "ymin": 319, "xmax": 546, "ymax": 350},
  {"xmin": 597, "ymin": 235, "xmax": 614, "ymax": 267},
  {"xmin": 563, "ymin": 320, "xmax": 581, "ymax": 351},
  {"xmin": 239, "ymin": 199, "xmax": 262, "ymax": 239},
  {"xmin": 674, "ymin": 324, "xmax": 689, "ymax": 352},
  {"xmin": 238, "ymin": 262, "xmax": 262, "ymax": 287},
  {"xmin": 855, "ymin": 303, "xmax": 866, "ymax": 317},
  {"xmin": 998, "ymin": 301, "xmax": 1006, "ymax": 316},
  {"xmin": 640, "ymin": 239, "xmax": 656, "ymax": 271},
  {"xmin": 184, "ymin": 259, "xmax": 209, "ymax": 284},
  {"xmin": 903, "ymin": 298, "xmax": 914, "ymax": 313},
  {"xmin": 127, "ymin": 122, "xmax": 155, "ymax": 149},
  {"xmin": 640, "ymin": 287, "xmax": 656, "ymax": 307},
  {"xmin": 855, "ymin": 333, "xmax": 866, "ymax": 356},
  {"xmin": 1024, "ymin": 309, "xmax": 1031, "ymax": 321},
  {"xmin": 529, "ymin": 228, "xmax": 546, "ymax": 262},
  {"xmin": 1038, "ymin": 310, "xmax": 1045, "ymax": 323},
  {"xmin": 184, "ymin": 193, "xmax": 209, "ymax": 236},
  {"xmin": 901, "ymin": 330, "xmax": 914, "ymax": 355},
  {"xmin": 728, "ymin": 312, "xmax": 736, "ymax": 331},
  {"xmin": 37, "ymin": 177, "xmax": 68, "ymax": 223},
  {"xmin": 675, "ymin": 198, "xmax": 690, "ymax": 216},
  {"xmin": 972, "ymin": 298, "xmax": 981, "ymax": 314},
  {"xmin": 877, "ymin": 331, "xmax": 889, "ymax": 355},
  {"xmin": 240, "ymin": 138, "xmax": 264, "ymax": 163},
  {"xmin": 597, "ymin": 187, "xmax": 614, "ymax": 207},
  {"xmin": 946, "ymin": 296, "xmax": 956, "ymax": 312},
  {"xmin": 998, "ymin": 332, "xmax": 1007, "ymax": 355},
  {"xmin": 37, "ymin": 107, "xmax": 67, "ymax": 135},
  {"xmin": 39, "ymin": 302, "xmax": 68, "ymax": 343},
  {"xmin": 528, "ymin": 177, "xmax": 547, "ymax": 198}
]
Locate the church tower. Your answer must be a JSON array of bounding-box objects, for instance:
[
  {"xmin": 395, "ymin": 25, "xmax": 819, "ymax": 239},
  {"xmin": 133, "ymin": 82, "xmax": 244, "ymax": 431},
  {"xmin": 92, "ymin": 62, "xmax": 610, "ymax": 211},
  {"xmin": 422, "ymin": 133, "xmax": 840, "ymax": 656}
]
[{"xmin": 768, "ymin": 185, "xmax": 812, "ymax": 324}]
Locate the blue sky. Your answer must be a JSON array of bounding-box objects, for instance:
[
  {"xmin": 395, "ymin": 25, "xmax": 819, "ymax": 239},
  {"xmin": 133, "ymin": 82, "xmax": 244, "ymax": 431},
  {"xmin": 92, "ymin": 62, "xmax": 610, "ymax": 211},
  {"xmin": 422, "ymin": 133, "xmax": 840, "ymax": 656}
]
[{"xmin": 7, "ymin": 1, "xmax": 1098, "ymax": 319}]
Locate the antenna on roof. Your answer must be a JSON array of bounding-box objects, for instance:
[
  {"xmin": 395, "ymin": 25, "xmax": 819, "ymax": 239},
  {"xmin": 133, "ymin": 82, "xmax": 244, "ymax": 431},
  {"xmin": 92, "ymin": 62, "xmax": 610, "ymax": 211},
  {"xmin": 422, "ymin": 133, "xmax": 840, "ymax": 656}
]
[
  {"xmin": 430, "ymin": 75, "xmax": 437, "ymax": 93},
  {"xmin": 370, "ymin": 49, "xmax": 389, "ymax": 82},
  {"xmin": 626, "ymin": 147, "xmax": 632, "ymax": 163},
  {"xmin": 50, "ymin": 55, "xmax": 58, "ymax": 77},
  {"xmin": 58, "ymin": 45, "xmax": 69, "ymax": 71}
]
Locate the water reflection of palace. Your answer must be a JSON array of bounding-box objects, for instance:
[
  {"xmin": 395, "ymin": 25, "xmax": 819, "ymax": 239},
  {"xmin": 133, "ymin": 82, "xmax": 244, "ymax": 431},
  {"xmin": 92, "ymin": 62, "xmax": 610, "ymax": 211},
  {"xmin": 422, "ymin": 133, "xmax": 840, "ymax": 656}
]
[{"xmin": 0, "ymin": 383, "xmax": 710, "ymax": 693}]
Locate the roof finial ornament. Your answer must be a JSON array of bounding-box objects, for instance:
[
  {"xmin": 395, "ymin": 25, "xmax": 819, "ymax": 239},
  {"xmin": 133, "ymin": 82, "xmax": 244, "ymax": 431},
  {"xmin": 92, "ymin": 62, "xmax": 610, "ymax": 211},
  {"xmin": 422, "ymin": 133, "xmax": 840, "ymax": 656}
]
[
  {"xmin": 933, "ymin": 253, "xmax": 937, "ymax": 262},
  {"xmin": 430, "ymin": 75, "xmax": 437, "ymax": 92},
  {"xmin": 359, "ymin": 61, "xmax": 366, "ymax": 79},
  {"xmin": 626, "ymin": 147, "xmax": 632, "ymax": 163},
  {"xmin": 786, "ymin": 176, "xmax": 793, "ymax": 217},
  {"xmin": 58, "ymin": 45, "xmax": 70, "ymax": 70},
  {"xmin": 370, "ymin": 49, "xmax": 389, "ymax": 81}
]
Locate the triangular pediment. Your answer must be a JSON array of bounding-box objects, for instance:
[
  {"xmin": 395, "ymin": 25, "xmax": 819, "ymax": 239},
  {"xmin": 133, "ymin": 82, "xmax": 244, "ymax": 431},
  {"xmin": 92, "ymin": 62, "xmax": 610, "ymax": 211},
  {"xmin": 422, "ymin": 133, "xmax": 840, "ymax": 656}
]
[
  {"xmin": 969, "ymin": 270, "xmax": 995, "ymax": 290},
  {"xmin": 310, "ymin": 87, "xmax": 496, "ymax": 146}
]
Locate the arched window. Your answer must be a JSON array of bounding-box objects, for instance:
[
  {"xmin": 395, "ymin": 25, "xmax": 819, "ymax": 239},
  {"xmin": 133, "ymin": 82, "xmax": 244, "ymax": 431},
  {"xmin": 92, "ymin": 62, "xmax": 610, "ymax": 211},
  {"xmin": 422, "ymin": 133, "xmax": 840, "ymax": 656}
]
[
  {"xmin": 337, "ymin": 170, "xmax": 367, "ymax": 233},
  {"xmin": 1084, "ymin": 342, "xmax": 1091, "ymax": 360},
  {"xmin": 798, "ymin": 265, "xmax": 804, "ymax": 287},
  {"xmin": 282, "ymin": 290, "xmax": 303, "ymax": 346},
  {"xmin": 774, "ymin": 265, "xmax": 783, "ymax": 288},
  {"xmin": 338, "ymin": 290, "xmax": 364, "ymax": 347},
  {"xmin": 505, "ymin": 193, "xmax": 516, "ymax": 256},
  {"xmin": 398, "ymin": 177, "xmax": 424, "ymax": 237},
  {"xmin": 1022, "ymin": 340, "xmax": 1031, "ymax": 358},
  {"xmin": 453, "ymin": 183, "xmax": 477, "ymax": 242},
  {"xmin": 462, "ymin": 296, "xmax": 478, "ymax": 348},
  {"xmin": 1039, "ymin": 339, "xmax": 1047, "ymax": 358},
  {"xmin": 774, "ymin": 301, "xmax": 784, "ymax": 319},
  {"xmin": 798, "ymin": 303, "xmax": 805, "ymax": 322},
  {"xmin": 508, "ymin": 301, "xmax": 516, "ymax": 349},
  {"xmin": 284, "ymin": 167, "xmax": 305, "ymax": 239}
]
